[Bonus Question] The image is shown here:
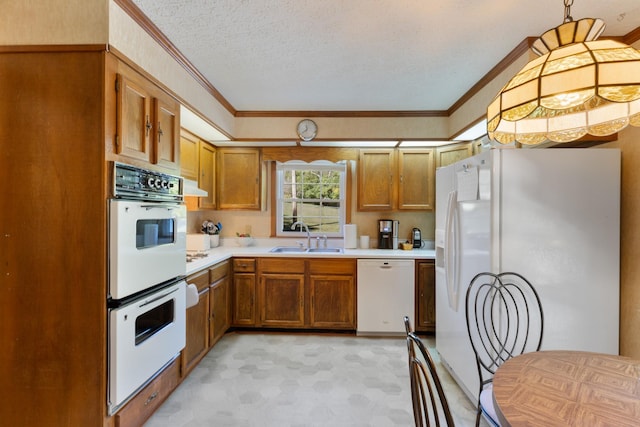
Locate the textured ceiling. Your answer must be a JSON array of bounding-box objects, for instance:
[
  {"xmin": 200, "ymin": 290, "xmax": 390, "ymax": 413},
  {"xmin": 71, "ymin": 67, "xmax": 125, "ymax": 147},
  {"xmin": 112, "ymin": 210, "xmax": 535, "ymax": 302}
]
[{"xmin": 130, "ymin": 0, "xmax": 640, "ymax": 112}]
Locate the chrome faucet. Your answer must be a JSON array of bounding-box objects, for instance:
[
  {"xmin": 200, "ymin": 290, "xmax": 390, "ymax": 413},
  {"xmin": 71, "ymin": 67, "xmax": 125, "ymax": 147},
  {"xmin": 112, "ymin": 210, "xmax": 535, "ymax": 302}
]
[{"xmin": 291, "ymin": 221, "xmax": 311, "ymax": 249}]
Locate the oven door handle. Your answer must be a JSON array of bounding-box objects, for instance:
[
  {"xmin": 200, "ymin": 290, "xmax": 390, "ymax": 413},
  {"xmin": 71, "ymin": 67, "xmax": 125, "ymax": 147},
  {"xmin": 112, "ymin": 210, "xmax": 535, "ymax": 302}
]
[
  {"xmin": 140, "ymin": 204, "xmax": 180, "ymax": 211},
  {"xmin": 139, "ymin": 286, "xmax": 180, "ymax": 308}
]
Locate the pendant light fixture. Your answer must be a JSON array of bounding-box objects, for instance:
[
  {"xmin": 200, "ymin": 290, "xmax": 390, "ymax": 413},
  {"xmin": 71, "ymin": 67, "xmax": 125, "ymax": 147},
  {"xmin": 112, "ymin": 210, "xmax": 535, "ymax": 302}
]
[{"xmin": 487, "ymin": 0, "xmax": 640, "ymax": 145}]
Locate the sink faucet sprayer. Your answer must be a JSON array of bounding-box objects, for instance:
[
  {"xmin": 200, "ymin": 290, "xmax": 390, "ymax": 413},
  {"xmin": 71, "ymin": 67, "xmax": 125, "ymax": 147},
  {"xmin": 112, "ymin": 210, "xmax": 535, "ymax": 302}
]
[{"xmin": 291, "ymin": 221, "xmax": 311, "ymax": 249}]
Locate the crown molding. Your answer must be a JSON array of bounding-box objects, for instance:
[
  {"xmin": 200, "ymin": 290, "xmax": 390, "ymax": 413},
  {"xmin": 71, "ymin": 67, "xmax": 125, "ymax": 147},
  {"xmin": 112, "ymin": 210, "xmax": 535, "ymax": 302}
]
[{"xmin": 113, "ymin": 2, "xmax": 640, "ymax": 121}]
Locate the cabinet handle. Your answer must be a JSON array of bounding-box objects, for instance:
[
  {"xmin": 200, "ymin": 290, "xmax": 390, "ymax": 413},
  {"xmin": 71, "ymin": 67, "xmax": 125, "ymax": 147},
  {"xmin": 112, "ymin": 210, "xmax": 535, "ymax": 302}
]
[
  {"xmin": 157, "ymin": 122, "xmax": 163, "ymax": 142},
  {"xmin": 145, "ymin": 391, "xmax": 159, "ymax": 406},
  {"xmin": 145, "ymin": 116, "xmax": 152, "ymax": 136}
]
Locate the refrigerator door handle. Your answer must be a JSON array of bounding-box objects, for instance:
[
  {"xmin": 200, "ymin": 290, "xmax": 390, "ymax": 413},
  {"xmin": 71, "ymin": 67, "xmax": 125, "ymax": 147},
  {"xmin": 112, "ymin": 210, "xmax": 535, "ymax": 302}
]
[{"xmin": 444, "ymin": 190, "xmax": 460, "ymax": 311}]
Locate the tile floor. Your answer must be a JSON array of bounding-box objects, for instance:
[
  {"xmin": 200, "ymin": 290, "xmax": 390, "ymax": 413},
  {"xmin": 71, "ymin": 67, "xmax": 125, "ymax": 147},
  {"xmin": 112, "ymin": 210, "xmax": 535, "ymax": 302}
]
[{"xmin": 144, "ymin": 332, "xmax": 487, "ymax": 427}]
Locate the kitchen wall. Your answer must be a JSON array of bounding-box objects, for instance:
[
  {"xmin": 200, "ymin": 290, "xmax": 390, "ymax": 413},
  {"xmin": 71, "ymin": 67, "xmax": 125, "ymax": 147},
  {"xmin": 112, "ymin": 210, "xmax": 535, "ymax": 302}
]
[
  {"xmin": 0, "ymin": 0, "xmax": 108, "ymax": 45},
  {"xmin": 600, "ymin": 123, "xmax": 640, "ymax": 358},
  {"xmin": 186, "ymin": 159, "xmax": 435, "ymax": 246}
]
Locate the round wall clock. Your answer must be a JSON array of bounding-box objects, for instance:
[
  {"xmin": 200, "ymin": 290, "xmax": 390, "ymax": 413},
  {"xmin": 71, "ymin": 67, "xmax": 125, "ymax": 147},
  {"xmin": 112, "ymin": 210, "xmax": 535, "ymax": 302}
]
[{"xmin": 297, "ymin": 119, "xmax": 317, "ymax": 141}]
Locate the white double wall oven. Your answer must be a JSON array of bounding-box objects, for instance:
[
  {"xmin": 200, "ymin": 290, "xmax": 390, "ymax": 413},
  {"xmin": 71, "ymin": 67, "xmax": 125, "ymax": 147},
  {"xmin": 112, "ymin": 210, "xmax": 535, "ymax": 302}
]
[{"xmin": 107, "ymin": 162, "xmax": 187, "ymax": 414}]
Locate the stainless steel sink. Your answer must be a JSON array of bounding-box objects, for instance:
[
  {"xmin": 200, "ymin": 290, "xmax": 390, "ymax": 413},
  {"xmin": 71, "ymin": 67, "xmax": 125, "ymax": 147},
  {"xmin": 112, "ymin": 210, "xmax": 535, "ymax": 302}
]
[
  {"xmin": 269, "ymin": 246, "xmax": 343, "ymax": 254},
  {"xmin": 269, "ymin": 246, "xmax": 306, "ymax": 253}
]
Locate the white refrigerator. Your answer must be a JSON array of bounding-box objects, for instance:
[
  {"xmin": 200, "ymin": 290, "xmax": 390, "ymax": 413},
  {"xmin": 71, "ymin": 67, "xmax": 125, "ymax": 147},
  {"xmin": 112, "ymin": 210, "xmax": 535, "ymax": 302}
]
[{"xmin": 434, "ymin": 148, "xmax": 620, "ymax": 401}]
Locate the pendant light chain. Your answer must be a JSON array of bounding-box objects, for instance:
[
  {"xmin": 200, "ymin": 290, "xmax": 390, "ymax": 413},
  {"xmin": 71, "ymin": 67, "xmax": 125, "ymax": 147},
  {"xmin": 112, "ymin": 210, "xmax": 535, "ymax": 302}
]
[{"xmin": 564, "ymin": 0, "xmax": 574, "ymax": 22}]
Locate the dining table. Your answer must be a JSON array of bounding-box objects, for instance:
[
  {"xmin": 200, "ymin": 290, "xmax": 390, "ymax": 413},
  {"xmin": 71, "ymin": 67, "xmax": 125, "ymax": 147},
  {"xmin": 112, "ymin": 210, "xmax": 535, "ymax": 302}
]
[{"xmin": 492, "ymin": 350, "xmax": 640, "ymax": 426}]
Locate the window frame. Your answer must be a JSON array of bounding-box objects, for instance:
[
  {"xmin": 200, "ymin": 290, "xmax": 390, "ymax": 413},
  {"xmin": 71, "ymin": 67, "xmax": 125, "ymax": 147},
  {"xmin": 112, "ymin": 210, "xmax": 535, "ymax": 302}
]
[{"xmin": 274, "ymin": 160, "xmax": 347, "ymax": 238}]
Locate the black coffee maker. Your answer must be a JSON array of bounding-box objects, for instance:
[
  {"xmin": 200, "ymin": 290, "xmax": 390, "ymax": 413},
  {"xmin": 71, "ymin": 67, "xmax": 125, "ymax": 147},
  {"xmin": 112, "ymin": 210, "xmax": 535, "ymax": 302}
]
[{"xmin": 378, "ymin": 219, "xmax": 396, "ymax": 249}]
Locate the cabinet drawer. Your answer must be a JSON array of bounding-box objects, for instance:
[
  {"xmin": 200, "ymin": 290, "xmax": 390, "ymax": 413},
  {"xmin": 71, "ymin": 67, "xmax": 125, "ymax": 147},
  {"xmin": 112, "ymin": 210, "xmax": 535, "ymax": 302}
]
[
  {"xmin": 210, "ymin": 260, "xmax": 230, "ymax": 283},
  {"xmin": 259, "ymin": 258, "xmax": 305, "ymax": 274},
  {"xmin": 186, "ymin": 269, "xmax": 209, "ymax": 292},
  {"xmin": 233, "ymin": 258, "xmax": 256, "ymax": 273},
  {"xmin": 114, "ymin": 357, "xmax": 180, "ymax": 427},
  {"xmin": 309, "ymin": 259, "xmax": 355, "ymax": 275}
]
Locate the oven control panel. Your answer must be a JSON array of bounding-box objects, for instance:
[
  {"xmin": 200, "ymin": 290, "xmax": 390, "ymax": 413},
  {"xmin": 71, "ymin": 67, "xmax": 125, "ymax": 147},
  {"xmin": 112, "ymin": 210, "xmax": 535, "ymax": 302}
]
[{"xmin": 113, "ymin": 162, "xmax": 183, "ymax": 202}]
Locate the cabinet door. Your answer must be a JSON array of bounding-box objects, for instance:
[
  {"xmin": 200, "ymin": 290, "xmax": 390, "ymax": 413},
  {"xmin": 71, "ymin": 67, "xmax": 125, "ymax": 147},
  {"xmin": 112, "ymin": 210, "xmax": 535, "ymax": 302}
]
[
  {"xmin": 209, "ymin": 275, "xmax": 230, "ymax": 347},
  {"xmin": 398, "ymin": 149, "xmax": 435, "ymax": 210},
  {"xmin": 217, "ymin": 148, "xmax": 261, "ymax": 210},
  {"xmin": 183, "ymin": 287, "xmax": 209, "ymax": 375},
  {"xmin": 198, "ymin": 142, "xmax": 216, "ymax": 209},
  {"xmin": 116, "ymin": 73, "xmax": 152, "ymax": 163},
  {"xmin": 232, "ymin": 273, "xmax": 256, "ymax": 326},
  {"xmin": 416, "ymin": 261, "xmax": 436, "ymax": 332},
  {"xmin": 358, "ymin": 149, "xmax": 396, "ymax": 211},
  {"xmin": 259, "ymin": 273, "xmax": 305, "ymax": 327},
  {"xmin": 180, "ymin": 133, "xmax": 199, "ymax": 180},
  {"xmin": 436, "ymin": 142, "xmax": 473, "ymax": 168},
  {"xmin": 309, "ymin": 274, "xmax": 355, "ymax": 329},
  {"xmin": 153, "ymin": 95, "xmax": 180, "ymax": 169}
]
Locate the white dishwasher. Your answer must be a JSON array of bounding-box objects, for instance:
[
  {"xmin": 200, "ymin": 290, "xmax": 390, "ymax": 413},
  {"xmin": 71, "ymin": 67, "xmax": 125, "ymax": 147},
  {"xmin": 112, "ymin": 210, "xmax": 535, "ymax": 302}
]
[{"xmin": 357, "ymin": 259, "xmax": 415, "ymax": 335}]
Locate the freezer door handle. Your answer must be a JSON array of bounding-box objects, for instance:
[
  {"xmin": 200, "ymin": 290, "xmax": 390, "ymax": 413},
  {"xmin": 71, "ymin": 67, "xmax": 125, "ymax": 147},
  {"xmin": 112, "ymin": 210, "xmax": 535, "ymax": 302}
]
[{"xmin": 444, "ymin": 190, "xmax": 460, "ymax": 311}]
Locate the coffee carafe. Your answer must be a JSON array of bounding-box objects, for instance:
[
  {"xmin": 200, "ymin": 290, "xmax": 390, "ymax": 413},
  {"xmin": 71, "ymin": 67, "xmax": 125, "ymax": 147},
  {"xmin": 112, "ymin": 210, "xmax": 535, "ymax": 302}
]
[{"xmin": 378, "ymin": 219, "xmax": 393, "ymax": 249}]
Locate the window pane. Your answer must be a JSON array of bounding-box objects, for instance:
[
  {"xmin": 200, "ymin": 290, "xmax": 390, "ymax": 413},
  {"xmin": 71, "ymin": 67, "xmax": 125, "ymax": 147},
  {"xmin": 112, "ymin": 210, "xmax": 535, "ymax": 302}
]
[
  {"xmin": 282, "ymin": 184, "xmax": 293, "ymax": 198},
  {"xmin": 321, "ymin": 202, "xmax": 339, "ymax": 216},
  {"xmin": 296, "ymin": 202, "xmax": 319, "ymax": 216},
  {"xmin": 277, "ymin": 163, "xmax": 345, "ymax": 238}
]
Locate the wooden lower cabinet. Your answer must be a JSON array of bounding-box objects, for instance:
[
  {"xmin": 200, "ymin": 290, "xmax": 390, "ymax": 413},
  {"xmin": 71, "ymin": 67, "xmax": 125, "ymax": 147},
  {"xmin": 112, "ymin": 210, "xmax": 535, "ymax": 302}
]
[
  {"xmin": 258, "ymin": 258, "xmax": 306, "ymax": 327},
  {"xmin": 415, "ymin": 260, "xmax": 436, "ymax": 332},
  {"xmin": 183, "ymin": 260, "xmax": 230, "ymax": 376},
  {"xmin": 183, "ymin": 269, "xmax": 210, "ymax": 375},
  {"xmin": 114, "ymin": 357, "xmax": 180, "ymax": 427},
  {"xmin": 232, "ymin": 257, "xmax": 356, "ymax": 330},
  {"xmin": 308, "ymin": 259, "xmax": 356, "ymax": 329},
  {"xmin": 209, "ymin": 261, "xmax": 230, "ymax": 346},
  {"xmin": 232, "ymin": 258, "xmax": 257, "ymax": 326},
  {"xmin": 260, "ymin": 273, "xmax": 305, "ymax": 327}
]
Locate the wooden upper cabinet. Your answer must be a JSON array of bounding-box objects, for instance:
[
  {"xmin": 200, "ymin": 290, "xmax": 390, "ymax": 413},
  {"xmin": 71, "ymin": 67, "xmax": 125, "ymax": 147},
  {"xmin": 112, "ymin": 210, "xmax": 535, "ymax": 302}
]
[
  {"xmin": 358, "ymin": 149, "xmax": 396, "ymax": 211},
  {"xmin": 217, "ymin": 148, "xmax": 261, "ymax": 210},
  {"xmin": 436, "ymin": 142, "xmax": 473, "ymax": 168},
  {"xmin": 153, "ymin": 96, "xmax": 180, "ymax": 169},
  {"xmin": 180, "ymin": 132, "xmax": 199, "ymax": 180},
  {"xmin": 358, "ymin": 148, "xmax": 435, "ymax": 211},
  {"xmin": 116, "ymin": 73, "xmax": 152, "ymax": 163},
  {"xmin": 198, "ymin": 142, "xmax": 216, "ymax": 209},
  {"xmin": 115, "ymin": 71, "xmax": 180, "ymax": 171},
  {"xmin": 398, "ymin": 148, "xmax": 435, "ymax": 210}
]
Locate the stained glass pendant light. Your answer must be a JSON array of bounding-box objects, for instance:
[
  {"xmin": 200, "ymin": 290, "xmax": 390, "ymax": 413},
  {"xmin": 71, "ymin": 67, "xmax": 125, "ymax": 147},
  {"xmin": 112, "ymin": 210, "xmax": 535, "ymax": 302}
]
[{"xmin": 487, "ymin": 0, "xmax": 640, "ymax": 145}]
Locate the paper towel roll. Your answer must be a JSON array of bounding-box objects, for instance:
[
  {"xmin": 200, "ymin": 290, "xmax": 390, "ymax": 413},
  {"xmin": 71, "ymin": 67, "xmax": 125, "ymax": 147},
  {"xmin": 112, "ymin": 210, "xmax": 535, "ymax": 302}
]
[
  {"xmin": 186, "ymin": 283, "xmax": 199, "ymax": 308},
  {"xmin": 344, "ymin": 224, "xmax": 358, "ymax": 249}
]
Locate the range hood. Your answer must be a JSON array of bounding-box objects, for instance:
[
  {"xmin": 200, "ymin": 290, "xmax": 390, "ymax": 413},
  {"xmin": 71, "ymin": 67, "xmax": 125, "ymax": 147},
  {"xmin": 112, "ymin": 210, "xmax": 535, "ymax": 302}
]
[{"xmin": 183, "ymin": 179, "xmax": 208, "ymax": 197}]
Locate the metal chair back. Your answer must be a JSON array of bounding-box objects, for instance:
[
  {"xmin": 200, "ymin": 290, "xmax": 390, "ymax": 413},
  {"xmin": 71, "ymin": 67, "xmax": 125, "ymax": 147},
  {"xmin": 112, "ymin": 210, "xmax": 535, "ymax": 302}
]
[
  {"xmin": 404, "ymin": 316, "xmax": 455, "ymax": 427},
  {"xmin": 465, "ymin": 272, "xmax": 544, "ymax": 426}
]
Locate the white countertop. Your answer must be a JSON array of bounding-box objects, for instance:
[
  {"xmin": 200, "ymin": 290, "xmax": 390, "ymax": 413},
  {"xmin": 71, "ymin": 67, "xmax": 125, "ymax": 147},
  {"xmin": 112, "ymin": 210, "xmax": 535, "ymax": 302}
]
[{"xmin": 186, "ymin": 237, "xmax": 435, "ymax": 275}]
